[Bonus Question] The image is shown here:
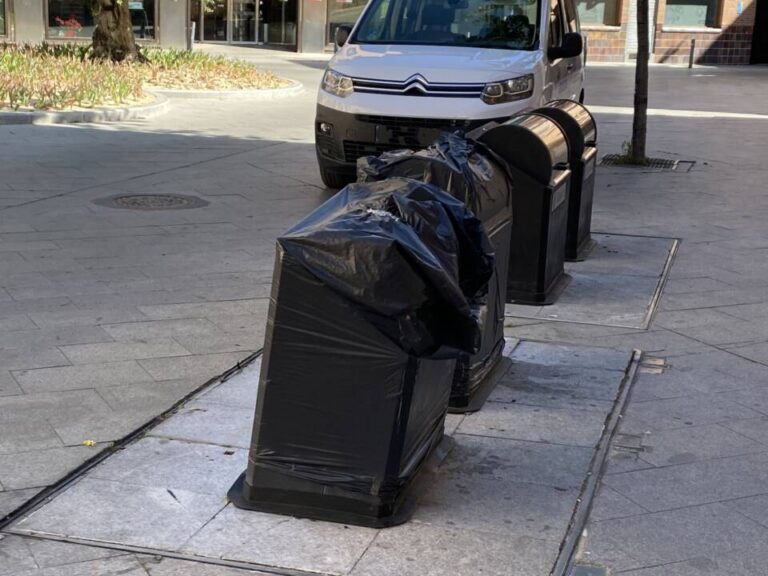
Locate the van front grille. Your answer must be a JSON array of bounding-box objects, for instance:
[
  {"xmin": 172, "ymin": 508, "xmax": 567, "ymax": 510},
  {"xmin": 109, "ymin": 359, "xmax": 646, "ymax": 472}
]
[
  {"xmin": 343, "ymin": 116, "xmax": 510, "ymax": 164},
  {"xmin": 355, "ymin": 115, "xmax": 480, "ymax": 131},
  {"xmin": 352, "ymin": 76, "xmax": 484, "ymax": 98},
  {"xmin": 343, "ymin": 141, "xmax": 411, "ymax": 164}
]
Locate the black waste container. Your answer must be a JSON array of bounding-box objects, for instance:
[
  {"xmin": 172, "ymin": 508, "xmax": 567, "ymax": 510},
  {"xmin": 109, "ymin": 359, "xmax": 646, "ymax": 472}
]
[
  {"xmin": 468, "ymin": 114, "xmax": 571, "ymax": 305},
  {"xmin": 533, "ymin": 100, "xmax": 598, "ymax": 261},
  {"xmin": 357, "ymin": 134, "xmax": 513, "ymax": 413},
  {"xmin": 229, "ymin": 178, "xmax": 494, "ymax": 528}
]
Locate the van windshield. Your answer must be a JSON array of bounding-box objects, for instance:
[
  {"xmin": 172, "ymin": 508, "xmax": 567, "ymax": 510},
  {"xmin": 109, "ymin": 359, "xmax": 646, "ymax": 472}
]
[{"xmin": 353, "ymin": 0, "xmax": 540, "ymax": 50}]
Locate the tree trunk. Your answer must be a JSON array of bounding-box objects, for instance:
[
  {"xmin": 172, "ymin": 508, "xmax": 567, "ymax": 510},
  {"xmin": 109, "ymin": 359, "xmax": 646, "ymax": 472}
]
[
  {"xmin": 631, "ymin": 0, "xmax": 649, "ymax": 163},
  {"xmin": 92, "ymin": 0, "xmax": 145, "ymax": 62}
]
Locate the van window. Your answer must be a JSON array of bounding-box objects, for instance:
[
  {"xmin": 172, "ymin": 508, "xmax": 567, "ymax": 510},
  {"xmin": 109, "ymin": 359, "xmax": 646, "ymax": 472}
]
[
  {"xmin": 562, "ymin": 0, "xmax": 579, "ymax": 31},
  {"xmin": 548, "ymin": 0, "xmax": 564, "ymax": 46},
  {"xmin": 354, "ymin": 0, "xmax": 541, "ymax": 50}
]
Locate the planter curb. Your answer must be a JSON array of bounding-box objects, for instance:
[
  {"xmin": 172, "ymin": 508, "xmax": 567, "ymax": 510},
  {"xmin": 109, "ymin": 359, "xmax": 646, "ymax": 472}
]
[
  {"xmin": 148, "ymin": 79, "xmax": 304, "ymax": 100},
  {"xmin": 0, "ymin": 92, "xmax": 170, "ymax": 126}
]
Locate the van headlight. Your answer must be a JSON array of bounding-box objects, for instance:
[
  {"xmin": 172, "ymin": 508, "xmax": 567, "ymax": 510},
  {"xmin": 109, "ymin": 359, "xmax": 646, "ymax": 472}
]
[
  {"xmin": 481, "ymin": 75, "xmax": 534, "ymax": 104},
  {"xmin": 321, "ymin": 69, "xmax": 354, "ymax": 98}
]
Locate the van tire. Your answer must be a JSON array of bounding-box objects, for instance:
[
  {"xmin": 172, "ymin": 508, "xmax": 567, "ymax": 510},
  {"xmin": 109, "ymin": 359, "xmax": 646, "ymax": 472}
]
[{"xmin": 319, "ymin": 165, "xmax": 353, "ymax": 190}]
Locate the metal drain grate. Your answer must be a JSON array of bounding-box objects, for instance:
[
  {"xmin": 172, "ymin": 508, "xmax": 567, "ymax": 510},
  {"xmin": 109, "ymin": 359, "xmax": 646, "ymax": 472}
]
[
  {"xmin": 601, "ymin": 155, "xmax": 680, "ymax": 170},
  {"xmin": 94, "ymin": 194, "xmax": 209, "ymax": 210}
]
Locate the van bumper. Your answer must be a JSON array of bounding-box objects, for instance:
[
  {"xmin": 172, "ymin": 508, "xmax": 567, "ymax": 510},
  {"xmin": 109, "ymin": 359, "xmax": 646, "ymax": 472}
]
[{"xmin": 315, "ymin": 104, "xmax": 512, "ymax": 176}]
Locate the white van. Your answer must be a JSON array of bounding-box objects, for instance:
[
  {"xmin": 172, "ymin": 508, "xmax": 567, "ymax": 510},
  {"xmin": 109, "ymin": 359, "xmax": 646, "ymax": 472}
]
[{"xmin": 315, "ymin": 0, "xmax": 585, "ymax": 188}]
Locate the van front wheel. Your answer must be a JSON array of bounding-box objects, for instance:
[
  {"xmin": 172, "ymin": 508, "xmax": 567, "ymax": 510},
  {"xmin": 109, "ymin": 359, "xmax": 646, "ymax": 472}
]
[
  {"xmin": 319, "ymin": 167, "xmax": 352, "ymax": 190},
  {"xmin": 318, "ymin": 159, "xmax": 355, "ymax": 190}
]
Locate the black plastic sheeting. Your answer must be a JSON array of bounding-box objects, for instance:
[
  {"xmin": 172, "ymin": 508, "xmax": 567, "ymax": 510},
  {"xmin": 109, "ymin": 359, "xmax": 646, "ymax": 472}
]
[
  {"xmin": 279, "ymin": 177, "xmax": 494, "ymax": 357},
  {"xmin": 358, "ymin": 134, "xmax": 513, "ymax": 412},
  {"xmin": 230, "ymin": 178, "xmax": 494, "ymax": 527}
]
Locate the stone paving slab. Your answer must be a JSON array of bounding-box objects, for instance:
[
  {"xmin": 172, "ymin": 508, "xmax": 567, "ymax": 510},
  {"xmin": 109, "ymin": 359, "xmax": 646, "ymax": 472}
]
[
  {"xmin": 0, "ymin": 446, "xmax": 105, "ymax": 491},
  {"xmin": 602, "ymin": 452, "xmax": 768, "ymax": 512},
  {"xmin": 6, "ymin": 340, "xmax": 633, "ymax": 576},
  {"xmin": 0, "ymin": 533, "xmax": 275, "ymax": 576},
  {"xmin": 579, "ymin": 502, "xmax": 768, "ymax": 573},
  {"xmin": 505, "ymin": 233, "xmax": 676, "ymax": 329}
]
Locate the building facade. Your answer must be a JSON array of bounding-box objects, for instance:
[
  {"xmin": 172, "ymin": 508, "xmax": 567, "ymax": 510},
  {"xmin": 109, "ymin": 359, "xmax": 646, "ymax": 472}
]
[
  {"xmin": 581, "ymin": 0, "xmax": 766, "ymax": 64},
  {"xmin": 0, "ymin": 0, "xmax": 189, "ymax": 48},
  {"xmin": 1, "ymin": 0, "xmax": 765, "ymax": 64}
]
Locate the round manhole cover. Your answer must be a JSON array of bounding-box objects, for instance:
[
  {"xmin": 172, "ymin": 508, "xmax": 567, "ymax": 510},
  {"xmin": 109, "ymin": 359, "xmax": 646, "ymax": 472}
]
[{"xmin": 94, "ymin": 194, "xmax": 209, "ymax": 210}]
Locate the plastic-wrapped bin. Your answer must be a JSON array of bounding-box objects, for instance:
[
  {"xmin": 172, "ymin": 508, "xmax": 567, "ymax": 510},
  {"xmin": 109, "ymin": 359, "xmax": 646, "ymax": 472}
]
[
  {"xmin": 357, "ymin": 134, "xmax": 512, "ymax": 413},
  {"xmin": 229, "ymin": 178, "xmax": 493, "ymax": 528},
  {"xmin": 468, "ymin": 114, "xmax": 572, "ymax": 305},
  {"xmin": 533, "ymin": 100, "xmax": 598, "ymax": 261}
]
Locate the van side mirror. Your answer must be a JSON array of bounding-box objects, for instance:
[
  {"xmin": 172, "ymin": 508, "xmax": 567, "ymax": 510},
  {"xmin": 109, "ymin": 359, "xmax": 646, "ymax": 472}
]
[
  {"xmin": 335, "ymin": 25, "xmax": 352, "ymax": 48},
  {"xmin": 548, "ymin": 32, "xmax": 583, "ymax": 60}
]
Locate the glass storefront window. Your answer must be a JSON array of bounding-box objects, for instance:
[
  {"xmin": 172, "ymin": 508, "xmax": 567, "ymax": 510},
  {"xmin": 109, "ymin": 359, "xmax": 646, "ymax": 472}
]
[
  {"xmin": 262, "ymin": 0, "xmax": 297, "ymax": 44},
  {"xmin": 327, "ymin": 0, "xmax": 368, "ymax": 43},
  {"xmin": 664, "ymin": 0, "xmax": 718, "ymax": 27},
  {"xmin": 191, "ymin": 0, "xmax": 261, "ymax": 44},
  {"xmin": 203, "ymin": 0, "xmax": 228, "ymax": 40},
  {"xmin": 129, "ymin": 0, "xmax": 156, "ymax": 39},
  {"xmin": 47, "ymin": 0, "xmax": 156, "ymax": 39},
  {"xmin": 576, "ymin": 0, "xmax": 618, "ymax": 25},
  {"xmin": 47, "ymin": 0, "xmax": 96, "ymax": 38},
  {"xmin": 0, "ymin": 0, "xmax": 6, "ymax": 36}
]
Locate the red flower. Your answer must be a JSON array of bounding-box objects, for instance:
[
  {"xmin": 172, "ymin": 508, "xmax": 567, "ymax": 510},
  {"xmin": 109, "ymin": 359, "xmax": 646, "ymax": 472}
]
[{"xmin": 55, "ymin": 16, "xmax": 83, "ymax": 29}]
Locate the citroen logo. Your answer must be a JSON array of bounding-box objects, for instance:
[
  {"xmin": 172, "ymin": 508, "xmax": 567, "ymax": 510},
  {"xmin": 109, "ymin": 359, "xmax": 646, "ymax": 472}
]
[
  {"xmin": 405, "ymin": 73, "xmax": 429, "ymax": 84},
  {"xmin": 403, "ymin": 73, "xmax": 430, "ymax": 94}
]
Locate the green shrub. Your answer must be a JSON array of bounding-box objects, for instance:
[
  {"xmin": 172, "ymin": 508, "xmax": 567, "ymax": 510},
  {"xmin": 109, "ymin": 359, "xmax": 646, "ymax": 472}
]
[
  {"xmin": 0, "ymin": 44, "xmax": 143, "ymax": 110},
  {"xmin": 140, "ymin": 48, "xmax": 287, "ymax": 90},
  {"xmin": 0, "ymin": 44, "xmax": 288, "ymax": 110}
]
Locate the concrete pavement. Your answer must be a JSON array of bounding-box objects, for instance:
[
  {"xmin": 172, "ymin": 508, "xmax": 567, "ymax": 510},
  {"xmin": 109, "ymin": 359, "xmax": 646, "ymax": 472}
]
[
  {"xmin": 0, "ymin": 58, "xmax": 329, "ymax": 522},
  {"xmin": 1, "ymin": 47, "xmax": 768, "ymax": 574}
]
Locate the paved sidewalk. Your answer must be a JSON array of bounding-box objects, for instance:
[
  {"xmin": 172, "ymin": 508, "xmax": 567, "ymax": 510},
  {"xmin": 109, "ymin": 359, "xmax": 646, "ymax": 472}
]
[
  {"xmin": 1, "ymin": 49, "xmax": 767, "ymax": 575},
  {"xmin": 0, "ymin": 56, "xmax": 327, "ymax": 520},
  {"xmin": 5, "ymin": 342, "xmax": 634, "ymax": 576},
  {"xmin": 506, "ymin": 83, "xmax": 768, "ymax": 573}
]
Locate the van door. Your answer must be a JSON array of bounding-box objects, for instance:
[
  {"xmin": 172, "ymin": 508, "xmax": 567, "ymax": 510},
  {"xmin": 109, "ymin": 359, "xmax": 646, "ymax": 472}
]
[
  {"xmin": 544, "ymin": 0, "xmax": 570, "ymax": 102},
  {"xmin": 562, "ymin": 0, "xmax": 585, "ymax": 100}
]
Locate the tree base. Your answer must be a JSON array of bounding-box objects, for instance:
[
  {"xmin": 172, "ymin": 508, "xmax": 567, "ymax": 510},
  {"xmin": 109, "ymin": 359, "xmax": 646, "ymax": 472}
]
[{"xmin": 91, "ymin": 0, "xmax": 147, "ymax": 63}]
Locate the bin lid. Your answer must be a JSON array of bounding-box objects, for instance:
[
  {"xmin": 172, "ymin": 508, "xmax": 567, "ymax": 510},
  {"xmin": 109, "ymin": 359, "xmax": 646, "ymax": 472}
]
[
  {"xmin": 532, "ymin": 100, "xmax": 597, "ymax": 161},
  {"xmin": 467, "ymin": 113, "xmax": 569, "ymax": 185}
]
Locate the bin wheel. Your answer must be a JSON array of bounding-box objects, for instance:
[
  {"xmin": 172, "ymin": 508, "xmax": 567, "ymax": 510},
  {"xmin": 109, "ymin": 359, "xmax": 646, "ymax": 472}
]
[{"xmin": 319, "ymin": 165, "xmax": 353, "ymax": 190}]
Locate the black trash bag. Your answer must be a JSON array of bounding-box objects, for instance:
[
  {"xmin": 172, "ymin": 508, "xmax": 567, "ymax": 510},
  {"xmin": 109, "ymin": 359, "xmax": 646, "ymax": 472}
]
[
  {"xmin": 357, "ymin": 132, "xmax": 512, "ymax": 222},
  {"xmin": 280, "ymin": 177, "xmax": 494, "ymax": 357},
  {"xmin": 229, "ymin": 177, "xmax": 494, "ymax": 527},
  {"xmin": 357, "ymin": 134, "xmax": 513, "ymax": 412}
]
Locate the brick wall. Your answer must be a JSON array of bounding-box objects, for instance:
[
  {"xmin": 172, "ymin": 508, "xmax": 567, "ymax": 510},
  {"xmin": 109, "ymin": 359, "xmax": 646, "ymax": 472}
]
[
  {"xmin": 583, "ymin": 0, "xmax": 758, "ymax": 64},
  {"xmin": 652, "ymin": 26, "xmax": 754, "ymax": 65},
  {"xmin": 583, "ymin": 26, "xmax": 627, "ymax": 61},
  {"xmin": 582, "ymin": 0, "xmax": 631, "ymax": 61},
  {"xmin": 652, "ymin": 0, "xmax": 756, "ymax": 64}
]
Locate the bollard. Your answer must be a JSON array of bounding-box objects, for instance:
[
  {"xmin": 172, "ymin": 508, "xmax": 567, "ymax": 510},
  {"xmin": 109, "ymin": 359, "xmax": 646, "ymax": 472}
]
[{"xmin": 689, "ymin": 38, "xmax": 696, "ymax": 68}]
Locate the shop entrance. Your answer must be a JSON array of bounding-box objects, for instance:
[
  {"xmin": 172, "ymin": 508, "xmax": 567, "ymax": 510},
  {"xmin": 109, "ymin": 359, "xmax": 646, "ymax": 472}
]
[
  {"xmin": 261, "ymin": 0, "xmax": 297, "ymax": 45},
  {"xmin": 191, "ymin": 0, "xmax": 296, "ymax": 46}
]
